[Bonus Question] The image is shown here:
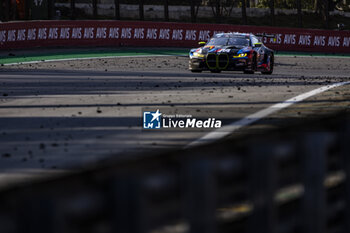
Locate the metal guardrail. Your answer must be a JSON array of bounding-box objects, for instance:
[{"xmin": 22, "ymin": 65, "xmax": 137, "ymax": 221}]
[{"xmin": 0, "ymin": 113, "xmax": 349, "ymax": 233}]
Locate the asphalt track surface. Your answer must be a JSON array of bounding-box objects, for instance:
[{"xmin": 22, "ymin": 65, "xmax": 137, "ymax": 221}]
[{"xmin": 0, "ymin": 53, "xmax": 350, "ymax": 187}]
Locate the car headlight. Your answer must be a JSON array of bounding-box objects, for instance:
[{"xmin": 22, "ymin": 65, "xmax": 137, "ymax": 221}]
[
  {"xmin": 233, "ymin": 53, "xmax": 248, "ymax": 58},
  {"xmin": 193, "ymin": 52, "xmax": 205, "ymax": 58},
  {"xmin": 193, "ymin": 48, "xmax": 205, "ymax": 58}
]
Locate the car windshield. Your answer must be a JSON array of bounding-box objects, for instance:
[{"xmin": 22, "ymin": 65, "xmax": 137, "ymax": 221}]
[{"xmin": 207, "ymin": 37, "xmax": 250, "ymax": 46}]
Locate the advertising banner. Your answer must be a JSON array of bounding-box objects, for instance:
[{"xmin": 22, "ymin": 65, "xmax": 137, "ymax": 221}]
[{"xmin": 0, "ymin": 20, "xmax": 349, "ymax": 53}]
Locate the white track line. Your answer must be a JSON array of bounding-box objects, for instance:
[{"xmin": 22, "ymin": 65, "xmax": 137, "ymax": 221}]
[
  {"xmin": 187, "ymin": 81, "xmax": 350, "ymax": 148},
  {"xmin": 1, "ymin": 55, "xmax": 178, "ymax": 66}
]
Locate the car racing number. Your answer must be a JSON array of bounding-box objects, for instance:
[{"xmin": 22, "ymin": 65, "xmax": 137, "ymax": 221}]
[{"xmin": 218, "ymin": 49, "xmax": 231, "ymax": 53}]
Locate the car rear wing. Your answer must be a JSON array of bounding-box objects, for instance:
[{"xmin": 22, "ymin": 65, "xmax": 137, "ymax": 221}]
[
  {"xmin": 255, "ymin": 33, "xmax": 275, "ymax": 38},
  {"xmin": 255, "ymin": 33, "xmax": 277, "ymax": 42}
]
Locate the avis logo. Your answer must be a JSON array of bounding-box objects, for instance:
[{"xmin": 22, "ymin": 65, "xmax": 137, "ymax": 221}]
[{"xmin": 143, "ymin": 109, "xmax": 162, "ymax": 129}]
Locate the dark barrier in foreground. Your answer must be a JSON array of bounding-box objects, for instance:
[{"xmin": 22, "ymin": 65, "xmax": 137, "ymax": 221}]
[
  {"xmin": 0, "ymin": 20, "xmax": 350, "ymax": 53},
  {"xmin": 0, "ymin": 113, "xmax": 349, "ymax": 233}
]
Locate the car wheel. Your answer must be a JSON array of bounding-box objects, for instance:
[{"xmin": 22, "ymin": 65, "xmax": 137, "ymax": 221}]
[
  {"xmin": 261, "ymin": 54, "xmax": 274, "ymax": 75},
  {"xmin": 191, "ymin": 70, "xmax": 202, "ymax": 73},
  {"xmin": 244, "ymin": 53, "xmax": 256, "ymax": 74}
]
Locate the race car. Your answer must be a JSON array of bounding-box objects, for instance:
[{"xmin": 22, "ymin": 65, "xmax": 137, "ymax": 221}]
[{"xmin": 189, "ymin": 33, "xmax": 274, "ymax": 74}]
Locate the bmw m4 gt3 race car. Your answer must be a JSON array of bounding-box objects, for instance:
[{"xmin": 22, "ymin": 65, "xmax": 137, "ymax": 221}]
[{"xmin": 189, "ymin": 33, "xmax": 274, "ymax": 74}]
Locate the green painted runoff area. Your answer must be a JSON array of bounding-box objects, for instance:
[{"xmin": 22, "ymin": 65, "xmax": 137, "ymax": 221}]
[{"xmin": 0, "ymin": 48, "xmax": 349, "ymax": 65}]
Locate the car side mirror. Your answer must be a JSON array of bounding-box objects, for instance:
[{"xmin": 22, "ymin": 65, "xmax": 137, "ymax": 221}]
[
  {"xmin": 198, "ymin": 41, "xmax": 206, "ymax": 46},
  {"xmin": 254, "ymin": 43, "xmax": 262, "ymax": 47}
]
